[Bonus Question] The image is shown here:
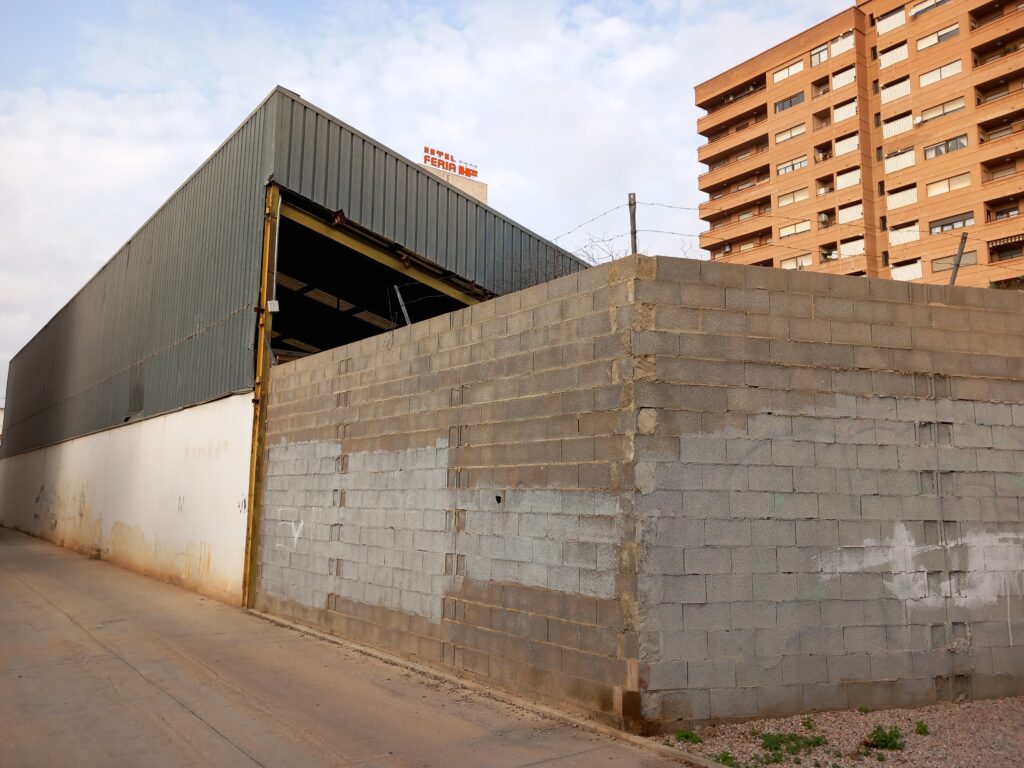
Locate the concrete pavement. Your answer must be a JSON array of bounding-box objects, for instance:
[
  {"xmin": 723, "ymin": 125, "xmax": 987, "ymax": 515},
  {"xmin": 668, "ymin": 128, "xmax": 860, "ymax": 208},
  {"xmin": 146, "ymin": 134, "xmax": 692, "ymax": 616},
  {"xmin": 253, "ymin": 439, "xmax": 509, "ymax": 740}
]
[{"xmin": 0, "ymin": 528, "xmax": 676, "ymax": 767}]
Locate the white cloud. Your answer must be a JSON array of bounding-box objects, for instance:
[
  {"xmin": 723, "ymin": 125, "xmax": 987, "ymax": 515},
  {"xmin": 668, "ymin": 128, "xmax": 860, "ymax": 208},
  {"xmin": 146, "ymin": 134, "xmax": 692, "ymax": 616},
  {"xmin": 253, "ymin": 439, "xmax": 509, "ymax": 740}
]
[{"xmin": 0, "ymin": 0, "xmax": 850, "ymax": 400}]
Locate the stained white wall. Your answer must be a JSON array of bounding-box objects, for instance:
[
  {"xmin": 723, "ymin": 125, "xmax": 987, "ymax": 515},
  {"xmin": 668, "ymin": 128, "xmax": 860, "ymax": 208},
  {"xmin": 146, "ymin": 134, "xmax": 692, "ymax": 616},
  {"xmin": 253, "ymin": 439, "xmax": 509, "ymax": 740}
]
[{"xmin": 0, "ymin": 394, "xmax": 253, "ymax": 603}]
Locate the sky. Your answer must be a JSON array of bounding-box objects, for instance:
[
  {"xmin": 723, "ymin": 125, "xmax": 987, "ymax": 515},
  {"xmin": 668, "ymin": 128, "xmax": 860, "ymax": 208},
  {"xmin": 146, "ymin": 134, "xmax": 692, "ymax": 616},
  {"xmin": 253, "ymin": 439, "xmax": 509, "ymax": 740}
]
[{"xmin": 0, "ymin": 0, "xmax": 851, "ymax": 401}]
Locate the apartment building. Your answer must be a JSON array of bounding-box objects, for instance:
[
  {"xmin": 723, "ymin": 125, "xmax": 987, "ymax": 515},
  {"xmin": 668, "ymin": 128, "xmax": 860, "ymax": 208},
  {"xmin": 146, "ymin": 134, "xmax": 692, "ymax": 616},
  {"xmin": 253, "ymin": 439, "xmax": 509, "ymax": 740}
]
[{"xmin": 695, "ymin": 0, "xmax": 1024, "ymax": 288}]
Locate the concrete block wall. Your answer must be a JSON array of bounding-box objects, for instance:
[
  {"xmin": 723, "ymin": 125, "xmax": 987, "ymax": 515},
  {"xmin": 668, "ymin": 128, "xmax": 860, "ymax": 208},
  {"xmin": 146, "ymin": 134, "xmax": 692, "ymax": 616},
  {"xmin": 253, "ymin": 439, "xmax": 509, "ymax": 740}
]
[
  {"xmin": 257, "ymin": 258, "xmax": 645, "ymax": 727},
  {"xmin": 634, "ymin": 257, "xmax": 1024, "ymax": 729},
  {"xmin": 257, "ymin": 253, "xmax": 1024, "ymax": 732}
]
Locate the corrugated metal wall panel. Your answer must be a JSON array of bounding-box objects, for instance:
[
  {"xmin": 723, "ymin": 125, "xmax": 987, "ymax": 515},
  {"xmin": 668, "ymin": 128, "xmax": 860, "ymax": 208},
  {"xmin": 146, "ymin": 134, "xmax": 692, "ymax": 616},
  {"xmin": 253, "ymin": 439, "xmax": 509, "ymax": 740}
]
[
  {"xmin": 1, "ymin": 96, "xmax": 274, "ymax": 458},
  {"xmin": 2, "ymin": 87, "xmax": 583, "ymax": 459},
  {"xmin": 270, "ymin": 91, "xmax": 585, "ymax": 296}
]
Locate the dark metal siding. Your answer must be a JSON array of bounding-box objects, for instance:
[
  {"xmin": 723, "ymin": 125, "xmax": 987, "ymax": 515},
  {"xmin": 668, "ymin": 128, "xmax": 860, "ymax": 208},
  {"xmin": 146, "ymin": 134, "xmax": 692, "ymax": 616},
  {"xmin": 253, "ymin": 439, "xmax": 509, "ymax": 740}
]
[
  {"xmin": 269, "ymin": 91, "xmax": 585, "ymax": 295},
  {"xmin": 2, "ymin": 87, "xmax": 583, "ymax": 459},
  {"xmin": 0, "ymin": 97, "xmax": 274, "ymax": 458}
]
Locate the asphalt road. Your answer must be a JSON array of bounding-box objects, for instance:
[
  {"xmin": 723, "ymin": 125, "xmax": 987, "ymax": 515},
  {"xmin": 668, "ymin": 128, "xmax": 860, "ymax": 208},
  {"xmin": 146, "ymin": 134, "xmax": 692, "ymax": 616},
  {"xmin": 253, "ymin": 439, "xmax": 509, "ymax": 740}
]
[{"xmin": 0, "ymin": 528, "xmax": 674, "ymax": 767}]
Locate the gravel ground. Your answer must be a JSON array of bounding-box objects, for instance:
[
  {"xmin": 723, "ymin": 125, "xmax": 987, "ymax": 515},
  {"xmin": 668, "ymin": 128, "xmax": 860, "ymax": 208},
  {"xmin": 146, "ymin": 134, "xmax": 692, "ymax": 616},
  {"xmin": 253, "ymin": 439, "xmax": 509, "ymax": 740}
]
[{"xmin": 657, "ymin": 696, "xmax": 1024, "ymax": 768}]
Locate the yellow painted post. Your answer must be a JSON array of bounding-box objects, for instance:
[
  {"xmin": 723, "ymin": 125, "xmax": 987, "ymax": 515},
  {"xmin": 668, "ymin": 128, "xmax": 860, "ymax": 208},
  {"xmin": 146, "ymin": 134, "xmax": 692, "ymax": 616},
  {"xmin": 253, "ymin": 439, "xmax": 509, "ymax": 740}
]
[{"xmin": 242, "ymin": 183, "xmax": 280, "ymax": 608}]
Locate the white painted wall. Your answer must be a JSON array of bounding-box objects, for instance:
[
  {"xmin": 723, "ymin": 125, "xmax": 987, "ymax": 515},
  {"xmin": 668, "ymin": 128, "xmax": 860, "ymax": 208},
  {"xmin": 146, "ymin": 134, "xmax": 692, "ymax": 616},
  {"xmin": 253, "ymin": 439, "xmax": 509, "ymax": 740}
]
[{"xmin": 0, "ymin": 394, "xmax": 253, "ymax": 604}]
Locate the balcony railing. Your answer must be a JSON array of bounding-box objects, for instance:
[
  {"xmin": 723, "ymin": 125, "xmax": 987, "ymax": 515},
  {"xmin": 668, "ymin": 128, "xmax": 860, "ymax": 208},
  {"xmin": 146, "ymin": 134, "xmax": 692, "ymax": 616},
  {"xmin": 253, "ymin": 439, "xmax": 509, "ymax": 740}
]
[
  {"xmin": 980, "ymin": 117, "xmax": 1024, "ymax": 143},
  {"xmin": 814, "ymin": 150, "xmax": 834, "ymax": 163},
  {"xmin": 711, "ymin": 240, "xmax": 773, "ymax": 259},
  {"xmin": 977, "ymin": 80, "xmax": 1024, "ymax": 105},
  {"xmin": 704, "ymin": 84, "xmax": 768, "ymax": 116},
  {"xmin": 704, "ymin": 177, "xmax": 771, "ymax": 205},
  {"xmin": 702, "ymin": 114, "xmax": 768, "ymax": 147},
  {"xmin": 982, "ymin": 165, "xmax": 1021, "ymax": 183},
  {"xmin": 971, "ymin": 1, "xmax": 1024, "ymax": 30},
  {"xmin": 709, "ymin": 208, "xmax": 773, "ymax": 230},
  {"xmin": 974, "ymin": 40, "xmax": 1024, "ymax": 67},
  {"xmin": 699, "ymin": 145, "xmax": 770, "ymax": 180}
]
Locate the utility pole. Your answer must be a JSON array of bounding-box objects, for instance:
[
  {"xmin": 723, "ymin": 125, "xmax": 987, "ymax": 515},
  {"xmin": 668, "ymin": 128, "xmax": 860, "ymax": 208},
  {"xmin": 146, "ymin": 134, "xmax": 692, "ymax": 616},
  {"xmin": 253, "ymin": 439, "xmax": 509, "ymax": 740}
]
[
  {"xmin": 628, "ymin": 193, "xmax": 638, "ymax": 255},
  {"xmin": 948, "ymin": 231, "xmax": 969, "ymax": 286}
]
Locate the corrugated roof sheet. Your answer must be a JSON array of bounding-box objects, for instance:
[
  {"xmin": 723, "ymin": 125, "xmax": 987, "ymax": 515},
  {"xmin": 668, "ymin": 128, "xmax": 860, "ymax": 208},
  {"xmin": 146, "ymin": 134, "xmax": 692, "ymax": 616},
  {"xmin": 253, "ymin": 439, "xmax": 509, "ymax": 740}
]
[{"xmin": 1, "ymin": 87, "xmax": 584, "ymax": 458}]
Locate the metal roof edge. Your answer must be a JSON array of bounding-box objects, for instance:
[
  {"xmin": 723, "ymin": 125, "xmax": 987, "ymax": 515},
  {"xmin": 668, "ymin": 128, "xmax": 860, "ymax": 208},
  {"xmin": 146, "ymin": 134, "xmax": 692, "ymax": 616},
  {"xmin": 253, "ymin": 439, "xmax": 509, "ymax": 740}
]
[
  {"xmin": 7, "ymin": 87, "xmax": 283, "ymax": 364},
  {"xmin": 269, "ymin": 87, "xmax": 588, "ymax": 271}
]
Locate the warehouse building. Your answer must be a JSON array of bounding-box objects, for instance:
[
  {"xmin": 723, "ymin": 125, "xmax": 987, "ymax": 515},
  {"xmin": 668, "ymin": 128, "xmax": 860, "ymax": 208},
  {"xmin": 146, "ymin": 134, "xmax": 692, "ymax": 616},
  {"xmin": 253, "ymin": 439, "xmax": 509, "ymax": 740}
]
[{"xmin": 0, "ymin": 86, "xmax": 584, "ymax": 604}]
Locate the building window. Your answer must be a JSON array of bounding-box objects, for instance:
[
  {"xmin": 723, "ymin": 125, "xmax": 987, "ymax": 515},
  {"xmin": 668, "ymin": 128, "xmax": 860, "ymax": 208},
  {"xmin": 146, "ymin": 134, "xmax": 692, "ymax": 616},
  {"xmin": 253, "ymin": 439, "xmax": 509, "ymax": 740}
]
[
  {"xmin": 838, "ymin": 201, "xmax": 863, "ymax": 223},
  {"xmin": 777, "ymin": 155, "xmax": 808, "ymax": 175},
  {"xmin": 884, "ymin": 147, "xmax": 916, "ymax": 173},
  {"xmin": 921, "ymin": 96, "xmax": 965, "ymax": 122},
  {"xmin": 994, "ymin": 206, "xmax": 1020, "ymax": 220},
  {"xmin": 774, "ymin": 60, "xmax": 805, "ymax": 83},
  {"xmin": 929, "ymin": 211, "xmax": 975, "ymax": 234},
  {"xmin": 879, "ymin": 42, "xmax": 909, "ymax": 67},
  {"xmin": 811, "ymin": 43, "xmax": 829, "ymax": 66},
  {"xmin": 775, "ymin": 123, "xmax": 807, "ymax": 144},
  {"xmin": 926, "ymin": 172, "xmax": 971, "ymax": 196},
  {"xmin": 924, "ymin": 134, "xmax": 968, "ymax": 160},
  {"xmin": 882, "ymin": 112, "xmax": 913, "ymax": 139},
  {"xmin": 887, "ymin": 184, "xmax": 918, "ymax": 210},
  {"xmin": 837, "ymin": 167, "xmax": 861, "ymax": 189},
  {"xmin": 920, "ymin": 60, "xmax": 962, "ymax": 87},
  {"xmin": 831, "ymin": 31, "xmax": 854, "ymax": 56},
  {"xmin": 889, "ymin": 222, "xmax": 921, "ymax": 245},
  {"xmin": 911, "ymin": 0, "xmax": 951, "ymax": 17},
  {"xmin": 932, "ymin": 250, "xmax": 977, "ymax": 272},
  {"xmin": 880, "ymin": 76, "xmax": 911, "ymax": 104},
  {"xmin": 736, "ymin": 179, "xmax": 755, "ymax": 191},
  {"xmin": 918, "ymin": 23, "xmax": 958, "ymax": 50},
  {"xmin": 780, "ymin": 221, "xmax": 812, "ymax": 238},
  {"xmin": 778, "ymin": 187, "xmax": 810, "ymax": 207},
  {"xmin": 834, "ymin": 132, "xmax": 859, "ymax": 156},
  {"xmin": 876, "ymin": 6, "xmax": 907, "ymax": 35},
  {"xmin": 832, "ymin": 65, "xmax": 856, "ymax": 90},
  {"xmin": 775, "ymin": 91, "xmax": 805, "ymax": 113},
  {"xmin": 833, "ymin": 98, "xmax": 858, "ymax": 122},
  {"xmin": 781, "ymin": 253, "xmax": 813, "ymax": 270}
]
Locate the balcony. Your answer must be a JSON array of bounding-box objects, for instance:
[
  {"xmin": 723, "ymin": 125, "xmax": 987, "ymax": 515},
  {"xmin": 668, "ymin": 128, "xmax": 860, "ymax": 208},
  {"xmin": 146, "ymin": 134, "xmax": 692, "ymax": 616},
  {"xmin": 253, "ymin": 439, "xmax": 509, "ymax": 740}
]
[
  {"xmin": 979, "ymin": 107, "xmax": 1024, "ymax": 143},
  {"xmin": 984, "ymin": 193, "xmax": 1021, "ymax": 222},
  {"xmin": 982, "ymin": 150, "xmax": 1024, "ymax": 184},
  {"xmin": 973, "ymin": 34, "xmax": 1024, "ymax": 68},
  {"xmin": 699, "ymin": 77, "xmax": 767, "ymax": 115},
  {"xmin": 698, "ymin": 79, "xmax": 768, "ymax": 134},
  {"xmin": 700, "ymin": 177, "xmax": 771, "ymax": 219},
  {"xmin": 814, "ymin": 144, "xmax": 834, "ymax": 164},
  {"xmin": 705, "ymin": 207, "xmax": 774, "ymax": 239},
  {"xmin": 703, "ymin": 220, "xmax": 773, "ymax": 253},
  {"xmin": 989, "ymin": 233, "xmax": 1024, "ymax": 263},
  {"xmin": 698, "ymin": 111, "xmax": 769, "ymax": 162},
  {"xmin": 708, "ymin": 236, "xmax": 774, "ymax": 261},
  {"xmin": 699, "ymin": 144, "xmax": 770, "ymax": 186},
  {"xmin": 971, "ymin": 0, "xmax": 1024, "ymax": 31},
  {"xmin": 974, "ymin": 68, "xmax": 1024, "ymax": 106}
]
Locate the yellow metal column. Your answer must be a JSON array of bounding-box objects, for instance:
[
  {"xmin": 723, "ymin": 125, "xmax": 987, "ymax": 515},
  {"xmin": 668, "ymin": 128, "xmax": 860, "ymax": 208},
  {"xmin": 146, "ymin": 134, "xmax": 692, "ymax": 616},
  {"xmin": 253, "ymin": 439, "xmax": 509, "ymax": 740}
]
[{"xmin": 242, "ymin": 183, "xmax": 280, "ymax": 608}]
